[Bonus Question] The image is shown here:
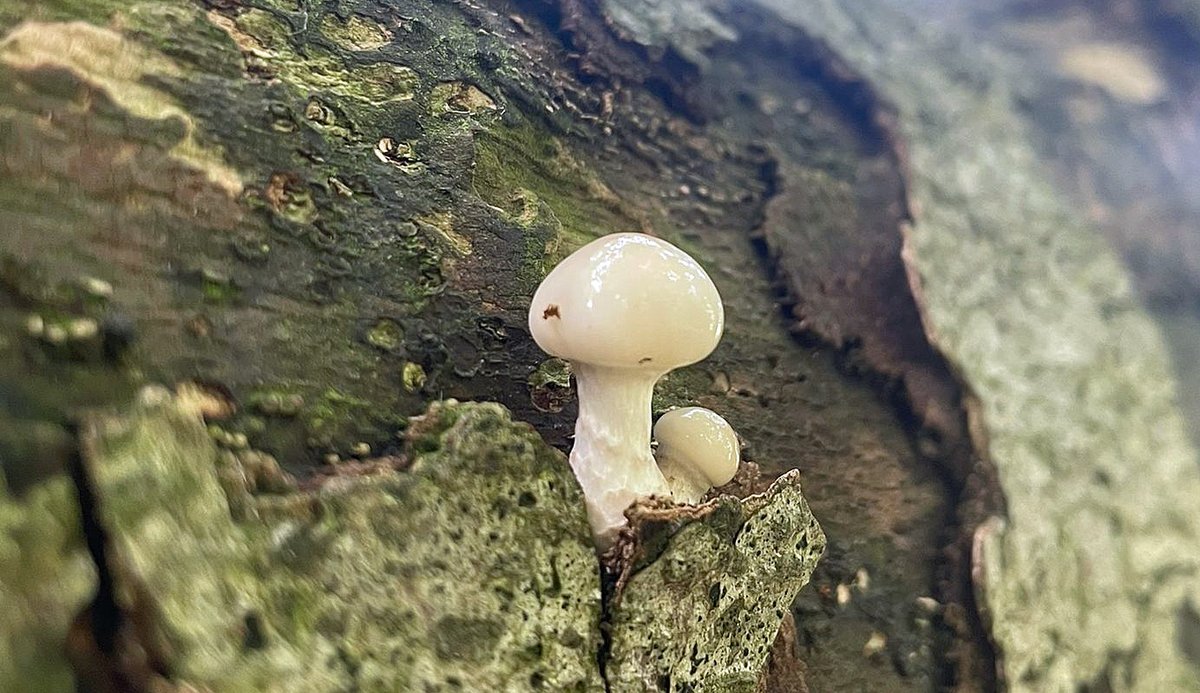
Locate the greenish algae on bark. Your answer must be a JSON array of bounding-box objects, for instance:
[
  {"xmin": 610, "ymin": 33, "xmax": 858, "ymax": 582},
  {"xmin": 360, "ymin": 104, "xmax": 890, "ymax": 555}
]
[
  {"xmin": 76, "ymin": 392, "xmax": 823, "ymax": 692},
  {"xmin": 0, "ymin": 468, "xmax": 94, "ymax": 692},
  {"xmin": 84, "ymin": 394, "xmax": 605, "ymax": 692}
]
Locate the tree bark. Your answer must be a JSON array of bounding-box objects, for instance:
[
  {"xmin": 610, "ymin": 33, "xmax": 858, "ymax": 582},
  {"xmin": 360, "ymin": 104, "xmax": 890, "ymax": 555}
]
[{"xmin": 2, "ymin": 0, "xmax": 1199, "ymax": 691}]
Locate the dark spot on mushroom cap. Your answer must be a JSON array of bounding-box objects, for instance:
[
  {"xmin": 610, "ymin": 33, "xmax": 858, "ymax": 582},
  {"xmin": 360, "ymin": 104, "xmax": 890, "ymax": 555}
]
[
  {"xmin": 639, "ymin": 357, "xmax": 653, "ymax": 364},
  {"xmin": 542, "ymin": 304, "xmax": 560, "ymax": 319}
]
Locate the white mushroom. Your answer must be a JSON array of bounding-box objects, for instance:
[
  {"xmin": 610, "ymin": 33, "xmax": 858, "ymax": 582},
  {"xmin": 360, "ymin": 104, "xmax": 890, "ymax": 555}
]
[
  {"xmin": 653, "ymin": 407, "xmax": 740, "ymax": 504},
  {"xmin": 528, "ymin": 232, "xmax": 724, "ymax": 543}
]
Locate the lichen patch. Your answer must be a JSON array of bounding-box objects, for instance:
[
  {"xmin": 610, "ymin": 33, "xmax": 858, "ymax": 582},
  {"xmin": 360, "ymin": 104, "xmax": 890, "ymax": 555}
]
[
  {"xmin": 206, "ymin": 8, "xmax": 417, "ymax": 103},
  {"xmin": 1058, "ymin": 42, "xmax": 1167, "ymax": 104},
  {"xmin": 320, "ymin": 13, "xmax": 392, "ymax": 51},
  {"xmin": 417, "ymin": 211, "xmax": 472, "ymax": 256},
  {"xmin": 0, "ymin": 20, "xmax": 243, "ymax": 196}
]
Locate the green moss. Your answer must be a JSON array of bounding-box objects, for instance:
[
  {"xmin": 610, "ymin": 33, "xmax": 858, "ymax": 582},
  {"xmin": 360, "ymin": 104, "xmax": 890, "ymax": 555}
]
[
  {"xmin": 472, "ymin": 121, "xmax": 651, "ymax": 287},
  {"xmin": 652, "ymin": 366, "xmax": 719, "ymax": 414},
  {"xmin": 607, "ymin": 472, "xmax": 825, "ymax": 690},
  {"xmin": 375, "ymin": 237, "xmax": 446, "ymax": 308},
  {"xmin": 247, "ymin": 387, "xmax": 305, "ymax": 418},
  {"xmin": 0, "ymin": 472, "xmax": 95, "ymax": 692},
  {"xmin": 401, "ymin": 361, "xmax": 426, "ymax": 392},
  {"xmin": 85, "ymin": 395, "xmax": 605, "ymax": 691},
  {"xmin": 364, "ymin": 318, "xmax": 404, "ymax": 354},
  {"xmin": 303, "ymin": 387, "xmax": 378, "ymax": 447},
  {"xmin": 200, "ymin": 269, "xmax": 239, "ymax": 303},
  {"xmin": 529, "ymin": 358, "xmax": 572, "ymax": 389}
]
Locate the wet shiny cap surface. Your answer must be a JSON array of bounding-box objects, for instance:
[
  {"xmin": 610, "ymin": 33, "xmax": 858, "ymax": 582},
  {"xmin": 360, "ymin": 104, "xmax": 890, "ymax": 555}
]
[{"xmin": 528, "ymin": 233, "xmax": 724, "ymax": 371}]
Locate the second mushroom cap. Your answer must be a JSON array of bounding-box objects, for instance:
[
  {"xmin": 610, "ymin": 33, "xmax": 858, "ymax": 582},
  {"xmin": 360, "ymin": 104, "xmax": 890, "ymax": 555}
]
[{"xmin": 654, "ymin": 406, "xmax": 741, "ymax": 504}]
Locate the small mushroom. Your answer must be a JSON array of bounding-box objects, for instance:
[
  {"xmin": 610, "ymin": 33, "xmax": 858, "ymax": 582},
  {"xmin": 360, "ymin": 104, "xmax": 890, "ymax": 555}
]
[
  {"xmin": 653, "ymin": 407, "xmax": 739, "ymax": 504},
  {"xmin": 528, "ymin": 233, "xmax": 724, "ymax": 544}
]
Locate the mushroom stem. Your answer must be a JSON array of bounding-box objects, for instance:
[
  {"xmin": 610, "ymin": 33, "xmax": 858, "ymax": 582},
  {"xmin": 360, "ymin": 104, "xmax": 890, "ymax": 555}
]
[{"xmin": 570, "ymin": 363, "xmax": 669, "ymax": 543}]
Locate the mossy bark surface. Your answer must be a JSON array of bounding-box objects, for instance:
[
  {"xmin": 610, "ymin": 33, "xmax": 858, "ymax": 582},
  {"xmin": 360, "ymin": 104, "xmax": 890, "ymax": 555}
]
[
  {"xmin": 0, "ymin": 468, "xmax": 94, "ymax": 692},
  {"xmin": 62, "ymin": 392, "xmax": 821, "ymax": 692},
  {"xmin": 607, "ymin": 473, "xmax": 825, "ymax": 691},
  {"xmin": 82, "ymin": 395, "xmax": 605, "ymax": 692}
]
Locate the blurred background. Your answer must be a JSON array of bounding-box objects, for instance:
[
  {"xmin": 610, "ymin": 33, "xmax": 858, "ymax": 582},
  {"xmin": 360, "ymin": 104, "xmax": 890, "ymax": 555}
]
[{"xmin": 913, "ymin": 0, "xmax": 1200, "ymax": 443}]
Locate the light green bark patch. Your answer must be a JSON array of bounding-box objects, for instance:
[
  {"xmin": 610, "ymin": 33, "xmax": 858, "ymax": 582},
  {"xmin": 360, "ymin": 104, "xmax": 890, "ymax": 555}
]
[
  {"xmin": 0, "ymin": 471, "xmax": 95, "ymax": 693},
  {"xmin": 0, "ymin": 19, "xmax": 243, "ymax": 195},
  {"xmin": 471, "ymin": 122, "xmax": 647, "ymax": 286},
  {"xmin": 319, "ymin": 13, "xmax": 392, "ymax": 51},
  {"xmin": 607, "ymin": 472, "xmax": 825, "ymax": 691},
  {"xmin": 210, "ymin": 9, "xmax": 417, "ymax": 104},
  {"xmin": 85, "ymin": 396, "xmax": 605, "ymax": 692}
]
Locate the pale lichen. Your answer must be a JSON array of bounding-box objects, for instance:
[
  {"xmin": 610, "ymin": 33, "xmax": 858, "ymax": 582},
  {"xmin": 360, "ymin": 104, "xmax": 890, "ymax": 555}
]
[
  {"xmin": 0, "ymin": 470, "xmax": 94, "ymax": 692},
  {"xmin": 69, "ymin": 391, "xmax": 824, "ymax": 692},
  {"xmin": 0, "ymin": 20, "xmax": 243, "ymax": 195},
  {"xmin": 607, "ymin": 472, "xmax": 825, "ymax": 691}
]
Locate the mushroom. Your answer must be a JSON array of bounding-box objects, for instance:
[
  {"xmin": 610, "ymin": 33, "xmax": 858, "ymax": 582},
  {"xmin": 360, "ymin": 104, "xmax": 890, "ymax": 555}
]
[
  {"xmin": 653, "ymin": 407, "xmax": 740, "ymax": 504},
  {"xmin": 528, "ymin": 233, "xmax": 724, "ymax": 543}
]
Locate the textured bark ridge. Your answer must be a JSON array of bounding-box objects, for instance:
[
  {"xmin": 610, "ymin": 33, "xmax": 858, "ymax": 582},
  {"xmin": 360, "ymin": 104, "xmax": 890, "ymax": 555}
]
[
  {"xmin": 42, "ymin": 392, "xmax": 819, "ymax": 692},
  {"xmin": 753, "ymin": 0, "xmax": 1200, "ymax": 689},
  {"xmin": 606, "ymin": 474, "xmax": 825, "ymax": 690},
  {"xmin": 77, "ymin": 395, "xmax": 604, "ymax": 692}
]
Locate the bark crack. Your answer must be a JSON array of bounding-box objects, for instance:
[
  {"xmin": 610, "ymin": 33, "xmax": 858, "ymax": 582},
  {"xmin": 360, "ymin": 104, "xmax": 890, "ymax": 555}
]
[
  {"xmin": 737, "ymin": 32, "xmax": 1005, "ymax": 693},
  {"xmin": 64, "ymin": 423, "xmax": 169, "ymax": 693}
]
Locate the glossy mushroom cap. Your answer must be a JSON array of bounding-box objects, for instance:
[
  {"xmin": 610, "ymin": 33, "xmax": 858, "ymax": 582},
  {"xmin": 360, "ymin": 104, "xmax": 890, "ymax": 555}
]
[
  {"xmin": 654, "ymin": 407, "xmax": 740, "ymax": 503},
  {"xmin": 528, "ymin": 233, "xmax": 724, "ymax": 373}
]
